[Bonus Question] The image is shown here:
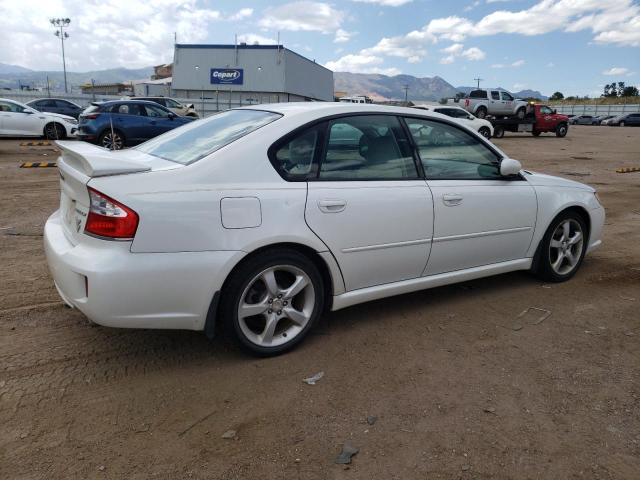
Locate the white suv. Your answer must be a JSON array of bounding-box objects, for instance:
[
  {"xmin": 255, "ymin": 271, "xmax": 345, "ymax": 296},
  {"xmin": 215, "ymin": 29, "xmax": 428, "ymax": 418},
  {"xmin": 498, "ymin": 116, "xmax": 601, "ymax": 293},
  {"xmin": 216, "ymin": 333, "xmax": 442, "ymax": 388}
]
[{"xmin": 135, "ymin": 97, "xmax": 199, "ymax": 118}]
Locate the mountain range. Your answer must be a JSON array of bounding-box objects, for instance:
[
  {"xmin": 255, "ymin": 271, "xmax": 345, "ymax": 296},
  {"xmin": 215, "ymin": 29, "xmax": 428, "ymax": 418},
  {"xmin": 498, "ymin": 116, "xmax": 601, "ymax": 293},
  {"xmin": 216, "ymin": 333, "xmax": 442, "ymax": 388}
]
[{"xmin": 0, "ymin": 62, "xmax": 547, "ymax": 100}]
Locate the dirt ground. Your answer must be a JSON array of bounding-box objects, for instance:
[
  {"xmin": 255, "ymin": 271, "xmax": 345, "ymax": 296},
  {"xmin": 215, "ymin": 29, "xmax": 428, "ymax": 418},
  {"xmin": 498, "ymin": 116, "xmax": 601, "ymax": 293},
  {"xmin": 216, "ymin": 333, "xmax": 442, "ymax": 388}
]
[{"xmin": 1, "ymin": 126, "xmax": 639, "ymax": 480}]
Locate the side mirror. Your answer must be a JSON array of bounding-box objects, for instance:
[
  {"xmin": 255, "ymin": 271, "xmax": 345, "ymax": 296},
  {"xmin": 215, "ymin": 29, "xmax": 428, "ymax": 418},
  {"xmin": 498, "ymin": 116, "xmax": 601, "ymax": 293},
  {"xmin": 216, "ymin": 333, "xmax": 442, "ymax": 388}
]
[
  {"xmin": 552, "ymin": 109, "xmax": 557, "ymax": 114},
  {"xmin": 168, "ymin": 112, "xmax": 176, "ymax": 120},
  {"xmin": 500, "ymin": 157, "xmax": 522, "ymax": 177}
]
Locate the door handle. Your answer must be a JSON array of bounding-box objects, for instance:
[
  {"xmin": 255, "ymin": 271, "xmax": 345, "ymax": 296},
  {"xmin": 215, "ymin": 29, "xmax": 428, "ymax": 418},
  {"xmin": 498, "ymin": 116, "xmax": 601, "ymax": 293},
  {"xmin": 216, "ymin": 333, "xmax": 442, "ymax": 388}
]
[
  {"xmin": 318, "ymin": 199, "xmax": 346, "ymax": 213},
  {"xmin": 442, "ymin": 194, "xmax": 463, "ymax": 206}
]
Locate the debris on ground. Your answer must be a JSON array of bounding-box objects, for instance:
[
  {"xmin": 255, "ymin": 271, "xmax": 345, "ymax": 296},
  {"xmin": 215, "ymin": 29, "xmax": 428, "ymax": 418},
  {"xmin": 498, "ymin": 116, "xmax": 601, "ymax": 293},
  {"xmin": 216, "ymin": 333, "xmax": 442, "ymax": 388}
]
[
  {"xmin": 303, "ymin": 371, "xmax": 324, "ymax": 385},
  {"xmin": 97, "ymin": 465, "xmax": 105, "ymax": 471},
  {"xmin": 514, "ymin": 307, "xmax": 552, "ymax": 330},
  {"xmin": 461, "ymin": 464, "xmax": 471, "ymax": 471},
  {"xmin": 483, "ymin": 407, "xmax": 496, "ymax": 415},
  {"xmin": 366, "ymin": 415, "xmax": 377, "ymax": 425},
  {"xmin": 221, "ymin": 430, "xmax": 237, "ymax": 440},
  {"xmin": 335, "ymin": 441, "xmax": 359, "ymax": 464},
  {"xmin": 619, "ymin": 295, "xmax": 636, "ymax": 301},
  {"xmin": 616, "ymin": 167, "xmax": 640, "ymax": 174}
]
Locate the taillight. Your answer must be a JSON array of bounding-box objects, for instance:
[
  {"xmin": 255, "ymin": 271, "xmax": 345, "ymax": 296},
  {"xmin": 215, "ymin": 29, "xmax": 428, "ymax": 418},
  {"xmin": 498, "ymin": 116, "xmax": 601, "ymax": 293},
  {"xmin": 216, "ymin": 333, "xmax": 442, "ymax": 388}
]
[
  {"xmin": 83, "ymin": 113, "xmax": 100, "ymax": 120},
  {"xmin": 85, "ymin": 188, "xmax": 139, "ymax": 239}
]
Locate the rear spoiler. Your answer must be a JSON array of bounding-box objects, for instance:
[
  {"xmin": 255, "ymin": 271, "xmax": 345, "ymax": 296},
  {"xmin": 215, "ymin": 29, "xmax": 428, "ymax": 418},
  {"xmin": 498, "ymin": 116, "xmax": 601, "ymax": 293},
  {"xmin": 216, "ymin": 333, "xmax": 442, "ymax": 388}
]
[{"xmin": 55, "ymin": 141, "xmax": 151, "ymax": 177}]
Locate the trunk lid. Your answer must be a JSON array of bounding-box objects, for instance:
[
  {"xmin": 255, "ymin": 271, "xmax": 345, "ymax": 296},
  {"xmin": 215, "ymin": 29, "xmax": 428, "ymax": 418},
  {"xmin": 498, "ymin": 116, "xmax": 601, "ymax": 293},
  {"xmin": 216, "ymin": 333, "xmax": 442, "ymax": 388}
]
[{"xmin": 55, "ymin": 141, "xmax": 181, "ymax": 245}]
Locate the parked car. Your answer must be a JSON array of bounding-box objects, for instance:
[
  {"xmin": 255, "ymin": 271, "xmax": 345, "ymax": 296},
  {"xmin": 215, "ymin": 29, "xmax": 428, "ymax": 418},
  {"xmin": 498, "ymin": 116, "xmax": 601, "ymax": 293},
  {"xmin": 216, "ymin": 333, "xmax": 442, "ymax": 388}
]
[
  {"xmin": 570, "ymin": 115, "xmax": 595, "ymax": 125},
  {"xmin": 413, "ymin": 104, "xmax": 493, "ymax": 138},
  {"xmin": 606, "ymin": 113, "xmax": 640, "ymax": 127},
  {"xmin": 0, "ymin": 98, "xmax": 77, "ymax": 139},
  {"xmin": 134, "ymin": 96, "xmax": 199, "ymax": 117},
  {"xmin": 490, "ymin": 104, "xmax": 569, "ymax": 138},
  {"xmin": 593, "ymin": 115, "xmax": 614, "ymax": 125},
  {"xmin": 449, "ymin": 89, "xmax": 528, "ymax": 120},
  {"xmin": 27, "ymin": 98, "xmax": 84, "ymax": 119},
  {"xmin": 77, "ymin": 100, "xmax": 195, "ymax": 149},
  {"xmin": 45, "ymin": 103, "xmax": 604, "ymax": 356}
]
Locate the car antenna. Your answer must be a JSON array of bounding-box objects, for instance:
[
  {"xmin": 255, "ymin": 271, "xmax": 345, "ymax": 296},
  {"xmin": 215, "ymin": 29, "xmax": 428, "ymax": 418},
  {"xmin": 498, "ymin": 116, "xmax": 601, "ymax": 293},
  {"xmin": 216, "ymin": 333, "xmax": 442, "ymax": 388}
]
[{"xmin": 109, "ymin": 111, "xmax": 116, "ymax": 150}]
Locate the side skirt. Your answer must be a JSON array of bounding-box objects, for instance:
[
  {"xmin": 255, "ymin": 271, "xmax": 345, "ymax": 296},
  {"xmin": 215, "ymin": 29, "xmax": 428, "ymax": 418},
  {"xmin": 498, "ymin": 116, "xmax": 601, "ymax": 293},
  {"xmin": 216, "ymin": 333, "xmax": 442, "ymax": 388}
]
[{"xmin": 331, "ymin": 258, "xmax": 532, "ymax": 311}]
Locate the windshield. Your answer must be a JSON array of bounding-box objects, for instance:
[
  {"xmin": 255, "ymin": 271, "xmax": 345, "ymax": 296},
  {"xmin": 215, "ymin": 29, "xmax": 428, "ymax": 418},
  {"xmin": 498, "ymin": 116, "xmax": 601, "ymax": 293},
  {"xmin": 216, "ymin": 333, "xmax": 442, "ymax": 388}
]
[{"xmin": 136, "ymin": 109, "xmax": 282, "ymax": 165}]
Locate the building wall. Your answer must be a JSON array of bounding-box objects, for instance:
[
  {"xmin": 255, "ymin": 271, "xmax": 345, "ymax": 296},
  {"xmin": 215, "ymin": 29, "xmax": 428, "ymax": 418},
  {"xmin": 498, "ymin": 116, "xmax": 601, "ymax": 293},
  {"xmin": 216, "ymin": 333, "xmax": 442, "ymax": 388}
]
[
  {"xmin": 284, "ymin": 50, "xmax": 333, "ymax": 101},
  {"xmin": 172, "ymin": 45, "xmax": 333, "ymax": 101}
]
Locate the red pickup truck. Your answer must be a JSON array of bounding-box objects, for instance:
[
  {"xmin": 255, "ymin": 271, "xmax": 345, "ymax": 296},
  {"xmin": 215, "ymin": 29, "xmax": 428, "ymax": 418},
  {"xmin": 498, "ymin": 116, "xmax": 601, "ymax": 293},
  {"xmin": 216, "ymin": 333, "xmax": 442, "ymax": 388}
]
[{"xmin": 491, "ymin": 104, "xmax": 570, "ymax": 138}]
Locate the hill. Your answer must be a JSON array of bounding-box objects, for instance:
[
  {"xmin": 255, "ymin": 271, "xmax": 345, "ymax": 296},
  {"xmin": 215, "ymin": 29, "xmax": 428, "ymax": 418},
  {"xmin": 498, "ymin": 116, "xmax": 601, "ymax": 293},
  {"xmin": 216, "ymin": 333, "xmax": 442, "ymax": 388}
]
[{"xmin": 334, "ymin": 72, "xmax": 459, "ymax": 102}]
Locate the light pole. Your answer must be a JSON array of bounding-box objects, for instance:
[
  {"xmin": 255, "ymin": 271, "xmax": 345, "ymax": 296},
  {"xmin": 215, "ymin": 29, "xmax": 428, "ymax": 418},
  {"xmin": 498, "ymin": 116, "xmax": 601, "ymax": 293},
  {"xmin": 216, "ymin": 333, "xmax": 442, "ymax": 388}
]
[
  {"xmin": 50, "ymin": 18, "xmax": 71, "ymax": 93},
  {"xmin": 195, "ymin": 65, "xmax": 204, "ymax": 117}
]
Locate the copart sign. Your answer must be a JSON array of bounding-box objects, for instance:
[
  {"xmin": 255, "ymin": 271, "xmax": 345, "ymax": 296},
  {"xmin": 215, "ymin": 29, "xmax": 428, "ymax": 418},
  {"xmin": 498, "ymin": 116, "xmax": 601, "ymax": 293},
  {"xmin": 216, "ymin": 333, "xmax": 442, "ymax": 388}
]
[{"xmin": 210, "ymin": 68, "xmax": 244, "ymax": 85}]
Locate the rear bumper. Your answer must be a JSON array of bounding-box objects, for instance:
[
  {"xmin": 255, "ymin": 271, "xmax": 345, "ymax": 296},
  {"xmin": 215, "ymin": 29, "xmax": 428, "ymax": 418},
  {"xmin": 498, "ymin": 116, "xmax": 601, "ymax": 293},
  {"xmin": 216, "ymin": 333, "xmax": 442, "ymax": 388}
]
[{"xmin": 44, "ymin": 210, "xmax": 244, "ymax": 331}]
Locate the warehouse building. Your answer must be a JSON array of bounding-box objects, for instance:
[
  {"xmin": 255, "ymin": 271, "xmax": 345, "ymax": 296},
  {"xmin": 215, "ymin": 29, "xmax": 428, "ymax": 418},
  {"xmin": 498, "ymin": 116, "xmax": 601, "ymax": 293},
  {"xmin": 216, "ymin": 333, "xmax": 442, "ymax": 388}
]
[{"xmin": 171, "ymin": 44, "xmax": 334, "ymax": 108}]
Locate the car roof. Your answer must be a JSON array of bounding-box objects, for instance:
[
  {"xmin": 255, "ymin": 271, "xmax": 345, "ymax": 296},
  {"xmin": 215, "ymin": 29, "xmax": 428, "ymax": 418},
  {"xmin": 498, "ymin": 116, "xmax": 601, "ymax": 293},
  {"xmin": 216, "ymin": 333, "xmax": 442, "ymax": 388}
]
[
  {"xmin": 236, "ymin": 102, "xmax": 454, "ymax": 119},
  {"xmin": 94, "ymin": 99, "xmax": 169, "ymax": 106}
]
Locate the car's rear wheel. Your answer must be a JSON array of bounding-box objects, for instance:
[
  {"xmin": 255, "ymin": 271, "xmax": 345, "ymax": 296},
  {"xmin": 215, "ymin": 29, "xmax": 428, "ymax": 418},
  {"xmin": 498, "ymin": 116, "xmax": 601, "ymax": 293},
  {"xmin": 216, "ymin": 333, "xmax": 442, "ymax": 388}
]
[
  {"xmin": 44, "ymin": 122, "xmax": 65, "ymax": 140},
  {"xmin": 475, "ymin": 107, "xmax": 487, "ymax": 119},
  {"xmin": 532, "ymin": 211, "xmax": 587, "ymax": 282},
  {"xmin": 555, "ymin": 123, "xmax": 568, "ymax": 137},
  {"xmin": 493, "ymin": 127, "xmax": 504, "ymax": 138},
  {"xmin": 220, "ymin": 249, "xmax": 324, "ymax": 356},
  {"xmin": 478, "ymin": 126, "xmax": 491, "ymax": 139},
  {"xmin": 99, "ymin": 130, "xmax": 125, "ymax": 150}
]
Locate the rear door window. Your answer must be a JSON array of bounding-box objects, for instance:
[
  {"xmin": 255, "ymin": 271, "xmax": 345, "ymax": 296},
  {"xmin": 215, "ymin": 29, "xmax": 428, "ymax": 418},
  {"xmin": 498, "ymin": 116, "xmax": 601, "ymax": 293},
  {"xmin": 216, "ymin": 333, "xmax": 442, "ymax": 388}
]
[{"xmin": 491, "ymin": 91, "xmax": 500, "ymax": 100}]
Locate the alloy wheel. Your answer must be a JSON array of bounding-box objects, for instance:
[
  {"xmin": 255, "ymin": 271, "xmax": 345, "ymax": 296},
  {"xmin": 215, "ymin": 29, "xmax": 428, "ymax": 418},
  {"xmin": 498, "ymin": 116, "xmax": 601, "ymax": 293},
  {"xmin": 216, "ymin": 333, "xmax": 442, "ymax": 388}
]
[
  {"xmin": 548, "ymin": 219, "xmax": 584, "ymax": 275},
  {"xmin": 101, "ymin": 132, "xmax": 124, "ymax": 150},
  {"xmin": 237, "ymin": 265, "xmax": 315, "ymax": 348}
]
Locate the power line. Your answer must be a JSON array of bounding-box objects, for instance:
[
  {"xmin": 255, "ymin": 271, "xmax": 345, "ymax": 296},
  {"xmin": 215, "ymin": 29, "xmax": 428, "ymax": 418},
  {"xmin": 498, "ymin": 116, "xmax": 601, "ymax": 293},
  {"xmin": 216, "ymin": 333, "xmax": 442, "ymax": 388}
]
[
  {"xmin": 403, "ymin": 84, "xmax": 409, "ymax": 104},
  {"xmin": 50, "ymin": 18, "xmax": 71, "ymax": 93},
  {"xmin": 473, "ymin": 77, "xmax": 483, "ymax": 88}
]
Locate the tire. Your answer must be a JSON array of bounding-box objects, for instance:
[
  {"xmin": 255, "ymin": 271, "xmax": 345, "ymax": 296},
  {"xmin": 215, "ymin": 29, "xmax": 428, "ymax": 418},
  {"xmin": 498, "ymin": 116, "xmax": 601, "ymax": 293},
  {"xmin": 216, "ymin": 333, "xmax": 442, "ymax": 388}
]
[
  {"xmin": 44, "ymin": 122, "xmax": 65, "ymax": 140},
  {"xmin": 475, "ymin": 107, "xmax": 487, "ymax": 119},
  {"xmin": 219, "ymin": 249, "xmax": 325, "ymax": 356},
  {"xmin": 99, "ymin": 130, "xmax": 125, "ymax": 150},
  {"xmin": 555, "ymin": 123, "xmax": 568, "ymax": 137},
  {"xmin": 478, "ymin": 126, "xmax": 491, "ymax": 139},
  {"xmin": 532, "ymin": 211, "xmax": 588, "ymax": 282},
  {"xmin": 493, "ymin": 127, "xmax": 504, "ymax": 138},
  {"xmin": 620, "ymin": 121, "xmax": 625, "ymax": 127},
  {"xmin": 516, "ymin": 107, "xmax": 526, "ymax": 120},
  {"xmin": 532, "ymin": 130, "xmax": 541, "ymax": 137}
]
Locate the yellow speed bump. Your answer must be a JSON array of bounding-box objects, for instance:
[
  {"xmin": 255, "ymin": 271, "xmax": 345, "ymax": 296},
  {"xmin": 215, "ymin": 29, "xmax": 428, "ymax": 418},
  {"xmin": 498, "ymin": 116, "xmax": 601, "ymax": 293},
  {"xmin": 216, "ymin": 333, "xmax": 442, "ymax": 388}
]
[
  {"xmin": 20, "ymin": 162, "xmax": 57, "ymax": 168},
  {"xmin": 20, "ymin": 141, "xmax": 52, "ymax": 147},
  {"xmin": 616, "ymin": 167, "xmax": 640, "ymax": 174}
]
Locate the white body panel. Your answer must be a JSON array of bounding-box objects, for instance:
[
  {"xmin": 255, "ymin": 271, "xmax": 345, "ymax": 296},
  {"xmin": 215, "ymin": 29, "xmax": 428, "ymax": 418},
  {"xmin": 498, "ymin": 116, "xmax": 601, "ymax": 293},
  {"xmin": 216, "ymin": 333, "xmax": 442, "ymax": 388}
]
[{"xmin": 43, "ymin": 102, "xmax": 605, "ymax": 332}]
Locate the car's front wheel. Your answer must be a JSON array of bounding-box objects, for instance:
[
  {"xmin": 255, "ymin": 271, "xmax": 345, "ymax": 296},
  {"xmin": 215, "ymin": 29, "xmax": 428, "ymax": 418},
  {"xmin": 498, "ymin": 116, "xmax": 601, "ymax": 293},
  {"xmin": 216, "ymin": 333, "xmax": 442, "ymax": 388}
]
[
  {"xmin": 556, "ymin": 123, "xmax": 568, "ymax": 137},
  {"xmin": 478, "ymin": 126, "xmax": 491, "ymax": 139},
  {"xmin": 516, "ymin": 107, "xmax": 526, "ymax": 119},
  {"xmin": 533, "ymin": 211, "xmax": 587, "ymax": 282},
  {"xmin": 220, "ymin": 249, "xmax": 325, "ymax": 356},
  {"xmin": 44, "ymin": 122, "xmax": 65, "ymax": 140}
]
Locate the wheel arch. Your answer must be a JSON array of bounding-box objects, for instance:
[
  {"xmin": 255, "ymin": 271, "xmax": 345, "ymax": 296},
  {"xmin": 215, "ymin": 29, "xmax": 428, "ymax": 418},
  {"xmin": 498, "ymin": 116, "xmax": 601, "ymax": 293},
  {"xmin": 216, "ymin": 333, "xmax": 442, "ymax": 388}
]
[{"xmin": 204, "ymin": 241, "xmax": 344, "ymax": 339}]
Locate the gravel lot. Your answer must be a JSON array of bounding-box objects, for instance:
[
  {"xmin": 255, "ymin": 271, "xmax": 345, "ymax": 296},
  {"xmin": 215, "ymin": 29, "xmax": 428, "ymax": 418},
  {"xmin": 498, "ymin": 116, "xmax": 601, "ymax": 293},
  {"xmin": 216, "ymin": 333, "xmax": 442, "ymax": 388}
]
[{"xmin": 1, "ymin": 126, "xmax": 639, "ymax": 479}]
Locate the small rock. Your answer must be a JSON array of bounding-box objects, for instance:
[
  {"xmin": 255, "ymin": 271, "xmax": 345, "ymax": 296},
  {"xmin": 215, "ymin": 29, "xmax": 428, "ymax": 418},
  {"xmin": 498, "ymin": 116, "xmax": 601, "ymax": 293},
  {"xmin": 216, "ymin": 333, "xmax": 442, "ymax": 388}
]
[
  {"xmin": 366, "ymin": 415, "xmax": 377, "ymax": 425},
  {"xmin": 20, "ymin": 433, "xmax": 28, "ymax": 439},
  {"xmin": 222, "ymin": 430, "xmax": 236, "ymax": 439},
  {"xmin": 98, "ymin": 465, "xmax": 105, "ymax": 471},
  {"xmin": 461, "ymin": 464, "xmax": 470, "ymax": 471},
  {"xmin": 335, "ymin": 441, "xmax": 359, "ymax": 464},
  {"xmin": 483, "ymin": 407, "xmax": 496, "ymax": 414}
]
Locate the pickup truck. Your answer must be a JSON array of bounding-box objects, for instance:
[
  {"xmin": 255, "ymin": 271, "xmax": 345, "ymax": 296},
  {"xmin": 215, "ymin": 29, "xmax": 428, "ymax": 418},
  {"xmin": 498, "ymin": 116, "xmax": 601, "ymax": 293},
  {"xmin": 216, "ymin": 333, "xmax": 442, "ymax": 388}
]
[
  {"xmin": 490, "ymin": 103, "xmax": 569, "ymax": 138},
  {"xmin": 449, "ymin": 89, "xmax": 528, "ymax": 120}
]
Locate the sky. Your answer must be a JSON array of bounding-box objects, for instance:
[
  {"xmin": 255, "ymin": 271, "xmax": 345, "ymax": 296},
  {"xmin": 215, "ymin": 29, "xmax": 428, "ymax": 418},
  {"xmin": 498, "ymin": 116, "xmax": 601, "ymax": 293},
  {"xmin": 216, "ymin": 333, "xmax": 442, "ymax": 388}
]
[{"xmin": 1, "ymin": 0, "xmax": 639, "ymax": 96}]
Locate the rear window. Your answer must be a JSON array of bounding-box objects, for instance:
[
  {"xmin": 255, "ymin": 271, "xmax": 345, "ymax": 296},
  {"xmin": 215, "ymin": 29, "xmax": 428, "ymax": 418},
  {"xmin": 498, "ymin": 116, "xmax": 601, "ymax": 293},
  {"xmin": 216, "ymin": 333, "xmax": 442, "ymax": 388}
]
[{"xmin": 136, "ymin": 109, "xmax": 282, "ymax": 165}]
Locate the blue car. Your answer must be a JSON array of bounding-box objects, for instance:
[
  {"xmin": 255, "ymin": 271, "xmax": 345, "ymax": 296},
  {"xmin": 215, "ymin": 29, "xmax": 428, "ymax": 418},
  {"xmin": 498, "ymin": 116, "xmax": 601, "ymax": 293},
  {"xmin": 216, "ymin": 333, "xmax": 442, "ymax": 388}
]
[{"xmin": 77, "ymin": 100, "xmax": 195, "ymax": 149}]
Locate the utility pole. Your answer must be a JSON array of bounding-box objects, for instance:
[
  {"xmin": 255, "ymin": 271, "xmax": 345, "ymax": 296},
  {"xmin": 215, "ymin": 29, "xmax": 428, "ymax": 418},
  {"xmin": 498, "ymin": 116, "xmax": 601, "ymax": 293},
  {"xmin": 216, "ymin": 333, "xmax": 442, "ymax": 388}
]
[
  {"xmin": 50, "ymin": 18, "xmax": 71, "ymax": 93},
  {"xmin": 473, "ymin": 77, "xmax": 483, "ymax": 88},
  {"xmin": 403, "ymin": 84, "xmax": 409, "ymax": 105}
]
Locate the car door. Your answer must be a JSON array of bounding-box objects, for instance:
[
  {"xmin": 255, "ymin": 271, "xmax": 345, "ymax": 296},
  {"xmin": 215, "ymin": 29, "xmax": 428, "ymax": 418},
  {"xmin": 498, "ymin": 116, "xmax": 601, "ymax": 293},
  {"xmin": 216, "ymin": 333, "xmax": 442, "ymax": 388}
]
[
  {"xmin": 404, "ymin": 116, "xmax": 537, "ymax": 276},
  {"xmin": 0, "ymin": 100, "xmax": 43, "ymax": 135},
  {"xmin": 537, "ymin": 105, "xmax": 555, "ymax": 130},
  {"xmin": 299, "ymin": 114, "xmax": 434, "ymax": 291},
  {"xmin": 490, "ymin": 90, "xmax": 502, "ymax": 114},
  {"xmin": 627, "ymin": 114, "xmax": 640, "ymax": 125},
  {"xmin": 142, "ymin": 104, "xmax": 177, "ymax": 137},
  {"xmin": 500, "ymin": 91, "xmax": 515, "ymax": 115},
  {"xmin": 110, "ymin": 103, "xmax": 149, "ymax": 144}
]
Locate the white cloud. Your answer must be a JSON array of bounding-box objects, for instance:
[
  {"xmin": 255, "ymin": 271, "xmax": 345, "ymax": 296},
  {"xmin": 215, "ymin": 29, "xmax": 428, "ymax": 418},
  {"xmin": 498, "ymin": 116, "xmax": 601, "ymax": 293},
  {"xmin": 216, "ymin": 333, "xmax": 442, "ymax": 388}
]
[
  {"xmin": 511, "ymin": 59, "xmax": 525, "ymax": 67},
  {"xmin": 547, "ymin": 62, "xmax": 555, "ymax": 67},
  {"xmin": 464, "ymin": 0, "xmax": 481, "ymax": 12},
  {"xmin": 491, "ymin": 63, "xmax": 505, "ymax": 68},
  {"xmin": 334, "ymin": 29, "xmax": 353, "ymax": 43},
  {"xmin": 362, "ymin": 32, "xmax": 432, "ymax": 62},
  {"xmin": 259, "ymin": 2, "xmax": 345, "ymax": 33},
  {"xmin": 602, "ymin": 67, "xmax": 629, "ymax": 75},
  {"xmin": 438, "ymin": 43, "xmax": 484, "ymax": 63},
  {"xmin": 351, "ymin": 0, "xmax": 413, "ymax": 5},
  {"xmin": 237, "ymin": 34, "xmax": 277, "ymax": 45},
  {"xmin": 324, "ymin": 53, "xmax": 400, "ymax": 75},
  {"xmin": 229, "ymin": 8, "xmax": 253, "ymax": 21},
  {"xmin": 0, "ymin": 0, "xmax": 227, "ymax": 71}
]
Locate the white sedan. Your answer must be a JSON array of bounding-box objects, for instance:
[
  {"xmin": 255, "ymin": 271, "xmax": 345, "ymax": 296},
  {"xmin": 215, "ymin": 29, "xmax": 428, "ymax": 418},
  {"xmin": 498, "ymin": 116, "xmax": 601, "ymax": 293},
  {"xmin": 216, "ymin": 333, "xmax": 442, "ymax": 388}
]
[
  {"xmin": 44, "ymin": 103, "xmax": 604, "ymax": 356},
  {"xmin": 0, "ymin": 98, "xmax": 77, "ymax": 139},
  {"xmin": 413, "ymin": 104, "xmax": 494, "ymax": 138}
]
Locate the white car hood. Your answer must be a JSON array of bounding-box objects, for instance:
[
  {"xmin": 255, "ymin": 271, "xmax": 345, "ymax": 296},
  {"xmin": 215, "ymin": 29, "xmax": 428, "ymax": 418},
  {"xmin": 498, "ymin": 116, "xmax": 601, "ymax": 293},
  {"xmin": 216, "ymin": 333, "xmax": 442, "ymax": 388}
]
[
  {"xmin": 523, "ymin": 170, "xmax": 595, "ymax": 192},
  {"xmin": 44, "ymin": 112, "xmax": 76, "ymax": 121}
]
